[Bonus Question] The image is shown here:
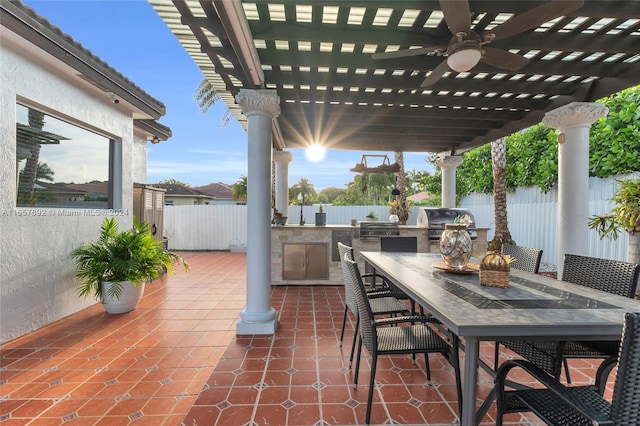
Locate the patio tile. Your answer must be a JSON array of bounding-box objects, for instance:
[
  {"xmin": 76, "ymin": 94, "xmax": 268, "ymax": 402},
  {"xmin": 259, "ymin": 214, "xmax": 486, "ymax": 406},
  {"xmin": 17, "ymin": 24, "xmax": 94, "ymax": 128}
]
[{"xmin": 0, "ymin": 252, "xmax": 601, "ymax": 424}]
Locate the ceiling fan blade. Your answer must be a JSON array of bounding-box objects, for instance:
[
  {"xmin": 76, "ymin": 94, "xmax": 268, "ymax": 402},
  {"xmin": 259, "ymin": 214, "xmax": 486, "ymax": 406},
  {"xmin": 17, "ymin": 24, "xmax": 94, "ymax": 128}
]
[
  {"xmin": 490, "ymin": 0, "xmax": 584, "ymax": 42},
  {"xmin": 481, "ymin": 47, "xmax": 529, "ymax": 71},
  {"xmin": 421, "ymin": 60, "xmax": 450, "ymax": 87},
  {"xmin": 372, "ymin": 46, "xmax": 442, "ymax": 60},
  {"xmin": 439, "ymin": 0, "xmax": 471, "ymax": 35}
]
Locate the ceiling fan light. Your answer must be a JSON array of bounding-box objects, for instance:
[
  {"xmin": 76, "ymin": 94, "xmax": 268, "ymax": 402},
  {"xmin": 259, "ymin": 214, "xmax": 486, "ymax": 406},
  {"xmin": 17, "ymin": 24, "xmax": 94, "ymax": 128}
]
[{"xmin": 447, "ymin": 48, "xmax": 482, "ymax": 72}]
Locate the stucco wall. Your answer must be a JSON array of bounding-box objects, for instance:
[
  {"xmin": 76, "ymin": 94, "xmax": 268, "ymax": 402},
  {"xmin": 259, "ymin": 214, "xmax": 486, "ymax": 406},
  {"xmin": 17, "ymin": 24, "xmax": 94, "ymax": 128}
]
[
  {"xmin": 132, "ymin": 132, "xmax": 148, "ymax": 184},
  {"xmin": 0, "ymin": 43, "xmax": 143, "ymax": 343}
]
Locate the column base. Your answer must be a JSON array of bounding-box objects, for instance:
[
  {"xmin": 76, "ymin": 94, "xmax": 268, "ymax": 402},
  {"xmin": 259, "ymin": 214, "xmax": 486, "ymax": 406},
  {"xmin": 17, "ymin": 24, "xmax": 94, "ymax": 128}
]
[{"xmin": 236, "ymin": 308, "xmax": 278, "ymax": 335}]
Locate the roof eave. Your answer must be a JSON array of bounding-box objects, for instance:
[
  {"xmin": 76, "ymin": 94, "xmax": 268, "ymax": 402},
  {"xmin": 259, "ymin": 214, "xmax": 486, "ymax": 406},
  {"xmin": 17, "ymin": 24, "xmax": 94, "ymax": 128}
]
[{"xmin": 134, "ymin": 119, "xmax": 173, "ymax": 143}]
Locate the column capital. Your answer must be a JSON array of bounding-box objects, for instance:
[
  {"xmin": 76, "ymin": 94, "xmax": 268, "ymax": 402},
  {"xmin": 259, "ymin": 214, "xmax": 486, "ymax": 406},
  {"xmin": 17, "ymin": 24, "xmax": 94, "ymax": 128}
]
[
  {"xmin": 436, "ymin": 154, "xmax": 463, "ymax": 169},
  {"xmin": 542, "ymin": 102, "xmax": 608, "ymax": 130},
  {"xmin": 236, "ymin": 89, "xmax": 281, "ymax": 118},
  {"xmin": 273, "ymin": 150, "xmax": 292, "ymax": 164}
]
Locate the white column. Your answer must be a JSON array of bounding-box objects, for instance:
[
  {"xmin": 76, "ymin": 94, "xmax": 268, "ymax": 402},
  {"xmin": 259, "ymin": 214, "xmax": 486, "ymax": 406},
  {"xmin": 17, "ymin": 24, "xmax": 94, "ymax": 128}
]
[
  {"xmin": 543, "ymin": 102, "xmax": 608, "ymax": 277},
  {"xmin": 436, "ymin": 154, "xmax": 463, "ymax": 208},
  {"xmin": 235, "ymin": 89, "xmax": 280, "ymax": 335},
  {"xmin": 273, "ymin": 150, "xmax": 292, "ymax": 221}
]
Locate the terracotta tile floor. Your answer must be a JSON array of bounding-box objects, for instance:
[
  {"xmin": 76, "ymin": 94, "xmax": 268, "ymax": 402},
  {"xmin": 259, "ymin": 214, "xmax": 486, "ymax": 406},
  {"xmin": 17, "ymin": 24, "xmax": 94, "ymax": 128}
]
[{"xmin": 1, "ymin": 252, "xmax": 611, "ymax": 425}]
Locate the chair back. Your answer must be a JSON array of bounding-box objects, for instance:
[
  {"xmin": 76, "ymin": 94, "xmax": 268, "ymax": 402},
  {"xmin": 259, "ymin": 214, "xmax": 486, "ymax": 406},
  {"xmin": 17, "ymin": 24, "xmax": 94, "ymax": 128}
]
[
  {"xmin": 562, "ymin": 254, "xmax": 640, "ymax": 298},
  {"xmin": 610, "ymin": 312, "xmax": 640, "ymax": 425},
  {"xmin": 380, "ymin": 236, "xmax": 417, "ymax": 253},
  {"xmin": 337, "ymin": 242, "xmax": 357, "ymax": 314},
  {"xmin": 344, "ymin": 258, "xmax": 377, "ymax": 355},
  {"xmin": 501, "ymin": 243, "xmax": 543, "ymax": 274}
]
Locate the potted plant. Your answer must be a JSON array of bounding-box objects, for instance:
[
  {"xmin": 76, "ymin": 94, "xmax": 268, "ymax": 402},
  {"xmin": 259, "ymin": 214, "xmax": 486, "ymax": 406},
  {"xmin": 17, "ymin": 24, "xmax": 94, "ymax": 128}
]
[
  {"xmin": 388, "ymin": 199, "xmax": 411, "ymax": 225},
  {"xmin": 315, "ymin": 205, "xmax": 326, "ymax": 226},
  {"xmin": 366, "ymin": 210, "xmax": 378, "ymax": 221},
  {"xmin": 589, "ymin": 177, "xmax": 640, "ymax": 265},
  {"xmin": 70, "ymin": 217, "xmax": 189, "ymax": 314},
  {"xmin": 272, "ymin": 208, "xmax": 287, "ymax": 226}
]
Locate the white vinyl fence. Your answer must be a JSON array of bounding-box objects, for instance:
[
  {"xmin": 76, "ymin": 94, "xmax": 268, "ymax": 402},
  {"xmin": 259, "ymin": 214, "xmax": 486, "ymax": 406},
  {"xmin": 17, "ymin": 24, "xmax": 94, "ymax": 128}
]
[
  {"xmin": 164, "ymin": 174, "xmax": 636, "ymax": 269},
  {"xmin": 461, "ymin": 174, "xmax": 636, "ymax": 269}
]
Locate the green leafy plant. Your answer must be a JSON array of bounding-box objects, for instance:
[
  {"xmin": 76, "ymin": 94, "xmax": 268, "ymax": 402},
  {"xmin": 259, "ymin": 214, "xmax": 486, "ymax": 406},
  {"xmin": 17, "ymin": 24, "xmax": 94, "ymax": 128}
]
[
  {"xmin": 453, "ymin": 214, "xmax": 472, "ymax": 226},
  {"xmin": 366, "ymin": 210, "xmax": 377, "ymax": 219},
  {"xmin": 70, "ymin": 217, "xmax": 189, "ymax": 300},
  {"xmin": 388, "ymin": 199, "xmax": 411, "ymax": 222},
  {"xmin": 589, "ymin": 177, "xmax": 640, "ymax": 240}
]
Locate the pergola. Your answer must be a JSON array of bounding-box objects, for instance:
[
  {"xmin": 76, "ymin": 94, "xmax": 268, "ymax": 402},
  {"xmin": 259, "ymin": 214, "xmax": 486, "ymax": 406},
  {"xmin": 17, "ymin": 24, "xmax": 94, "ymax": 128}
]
[
  {"xmin": 151, "ymin": 0, "xmax": 639, "ymax": 386},
  {"xmin": 151, "ymin": 0, "xmax": 639, "ymax": 153}
]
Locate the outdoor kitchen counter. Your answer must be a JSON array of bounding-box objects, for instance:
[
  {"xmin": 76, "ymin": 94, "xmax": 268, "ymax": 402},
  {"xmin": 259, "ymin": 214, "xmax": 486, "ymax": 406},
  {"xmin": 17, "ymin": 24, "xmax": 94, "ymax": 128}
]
[
  {"xmin": 271, "ymin": 224, "xmax": 352, "ymax": 286},
  {"xmin": 271, "ymin": 225, "xmax": 489, "ymax": 286}
]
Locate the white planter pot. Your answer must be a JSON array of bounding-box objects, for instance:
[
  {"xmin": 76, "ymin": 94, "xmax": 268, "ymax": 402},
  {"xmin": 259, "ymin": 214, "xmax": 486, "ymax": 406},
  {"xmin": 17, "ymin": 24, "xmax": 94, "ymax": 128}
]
[{"xmin": 101, "ymin": 281, "xmax": 144, "ymax": 314}]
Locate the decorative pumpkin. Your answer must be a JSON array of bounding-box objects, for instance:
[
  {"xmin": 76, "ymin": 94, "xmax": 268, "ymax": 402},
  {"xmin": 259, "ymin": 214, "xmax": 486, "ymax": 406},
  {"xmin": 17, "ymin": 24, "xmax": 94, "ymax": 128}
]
[{"xmin": 481, "ymin": 251, "xmax": 515, "ymax": 268}]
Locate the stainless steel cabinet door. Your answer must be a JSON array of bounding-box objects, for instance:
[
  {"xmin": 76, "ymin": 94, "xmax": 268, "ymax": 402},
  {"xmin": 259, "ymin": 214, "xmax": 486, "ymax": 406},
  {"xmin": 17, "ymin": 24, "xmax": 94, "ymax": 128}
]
[{"xmin": 282, "ymin": 243, "xmax": 328, "ymax": 280}]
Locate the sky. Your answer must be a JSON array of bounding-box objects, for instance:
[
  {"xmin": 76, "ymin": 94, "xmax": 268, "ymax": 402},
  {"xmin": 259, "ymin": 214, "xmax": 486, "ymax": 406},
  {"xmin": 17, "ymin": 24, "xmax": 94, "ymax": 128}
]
[{"xmin": 22, "ymin": 0, "xmax": 435, "ymax": 192}]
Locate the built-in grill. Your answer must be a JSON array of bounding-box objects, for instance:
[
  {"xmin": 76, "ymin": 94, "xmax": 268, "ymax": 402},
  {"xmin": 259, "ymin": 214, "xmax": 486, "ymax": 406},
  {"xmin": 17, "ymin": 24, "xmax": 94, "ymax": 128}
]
[
  {"xmin": 359, "ymin": 221, "xmax": 400, "ymax": 241},
  {"xmin": 417, "ymin": 208, "xmax": 477, "ymax": 240}
]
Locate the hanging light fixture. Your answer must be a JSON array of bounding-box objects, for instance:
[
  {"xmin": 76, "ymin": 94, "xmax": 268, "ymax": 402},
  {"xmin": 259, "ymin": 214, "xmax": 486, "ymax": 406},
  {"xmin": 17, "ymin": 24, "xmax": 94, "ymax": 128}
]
[
  {"xmin": 447, "ymin": 46, "xmax": 482, "ymax": 72},
  {"xmin": 446, "ymin": 32, "xmax": 483, "ymax": 73}
]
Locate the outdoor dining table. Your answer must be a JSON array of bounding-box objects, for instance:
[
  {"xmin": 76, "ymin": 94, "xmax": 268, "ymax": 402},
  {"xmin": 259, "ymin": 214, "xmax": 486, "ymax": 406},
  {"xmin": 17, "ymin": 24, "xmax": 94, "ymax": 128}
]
[{"xmin": 360, "ymin": 251, "xmax": 640, "ymax": 426}]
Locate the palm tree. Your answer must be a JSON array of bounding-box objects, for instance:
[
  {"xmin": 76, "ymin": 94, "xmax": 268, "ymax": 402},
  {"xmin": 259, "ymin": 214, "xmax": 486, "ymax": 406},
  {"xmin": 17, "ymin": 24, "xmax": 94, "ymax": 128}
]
[
  {"xmin": 194, "ymin": 79, "xmax": 220, "ymax": 114},
  {"xmin": 19, "ymin": 161, "xmax": 55, "ymax": 183},
  {"xmin": 232, "ymin": 175, "xmax": 247, "ymax": 200},
  {"xmin": 488, "ymin": 137, "xmax": 512, "ymax": 251},
  {"xmin": 394, "ymin": 151, "xmax": 410, "ymax": 224},
  {"xmin": 194, "ymin": 78, "xmax": 234, "ymax": 126},
  {"xmin": 366, "ymin": 173, "xmax": 395, "ymax": 204},
  {"xmin": 18, "ymin": 108, "xmax": 46, "ymax": 203},
  {"xmin": 289, "ymin": 178, "xmax": 316, "ymax": 206},
  {"xmin": 36, "ymin": 162, "xmax": 55, "ymax": 182}
]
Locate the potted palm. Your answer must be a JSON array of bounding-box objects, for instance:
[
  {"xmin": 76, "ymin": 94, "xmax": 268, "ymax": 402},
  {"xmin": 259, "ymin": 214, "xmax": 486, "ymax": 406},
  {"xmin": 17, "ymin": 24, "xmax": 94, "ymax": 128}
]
[{"xmin": 70, "ymin": 217, "xmax": 189, "ymax": 314}]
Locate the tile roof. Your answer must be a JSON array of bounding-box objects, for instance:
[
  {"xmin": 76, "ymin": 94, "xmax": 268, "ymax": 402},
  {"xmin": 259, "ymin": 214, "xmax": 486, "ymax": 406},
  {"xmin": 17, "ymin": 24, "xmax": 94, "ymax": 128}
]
[
  {"xmin": 194, "ymin": 182, "xmax": 236, "ymax": 199},
  {"xmin": 153, "ymin": 184, "xmax": 213, "ymax": 198}
]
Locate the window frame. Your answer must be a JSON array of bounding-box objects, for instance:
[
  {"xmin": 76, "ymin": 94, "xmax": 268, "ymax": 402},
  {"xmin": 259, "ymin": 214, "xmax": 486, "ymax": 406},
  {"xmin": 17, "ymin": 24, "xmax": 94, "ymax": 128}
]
[{"xmin": 15, "ymin": 100, "xmax": 120, "ymax": 210}]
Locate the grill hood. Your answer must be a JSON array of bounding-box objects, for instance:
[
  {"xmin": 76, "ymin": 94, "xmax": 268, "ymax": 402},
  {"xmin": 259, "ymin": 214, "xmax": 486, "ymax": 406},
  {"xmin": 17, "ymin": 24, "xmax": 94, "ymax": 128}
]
[{"xmin": 416, "ymin": 208, "xmax": 477, "ymax": 240}]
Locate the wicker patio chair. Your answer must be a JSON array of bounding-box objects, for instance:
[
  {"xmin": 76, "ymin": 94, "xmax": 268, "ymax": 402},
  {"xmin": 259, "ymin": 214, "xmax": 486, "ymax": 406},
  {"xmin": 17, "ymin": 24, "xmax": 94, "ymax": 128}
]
[
  {"xmin": 496, "ymin": 254, "xmax": 640, "ymax": 394},
  {"xmin": 496, "ymin": 312, "xmax": 640, "ymax": 426},
  {"xmin": 501, "ymin": 242, "xmax": 543, "ymax": 274},
  {"xmin": 337, "ymin": 243, "xmax": 411, "ymax": 368},
  {"xmin": 558, "ymin": 254, "xmax": 640, "ymax": 383},
  {"xmin": 345, "ymin": 258, "xmax": 462, "ymax": 425},
  {"xmin": 379, "ymin": 236, "xmax": 423, "ymax": 315}
]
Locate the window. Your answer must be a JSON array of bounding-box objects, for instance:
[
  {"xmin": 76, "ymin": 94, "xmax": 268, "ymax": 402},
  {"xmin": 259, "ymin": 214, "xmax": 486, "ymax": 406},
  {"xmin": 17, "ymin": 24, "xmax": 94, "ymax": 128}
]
[
  {"xmin": 165, "ymin": 200, "xmax": 174, "ymax": 206},
  {"xmin": 16, "ymin": 103, "xmax": 113, "ymax": 209}
]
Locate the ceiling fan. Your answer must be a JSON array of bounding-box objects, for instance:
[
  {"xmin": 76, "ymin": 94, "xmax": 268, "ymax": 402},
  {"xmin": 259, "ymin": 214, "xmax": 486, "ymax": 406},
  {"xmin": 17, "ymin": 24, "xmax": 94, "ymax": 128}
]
[{"xmin": 372, "ymin": 0, "xmax": 584, "ymax": 87}]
